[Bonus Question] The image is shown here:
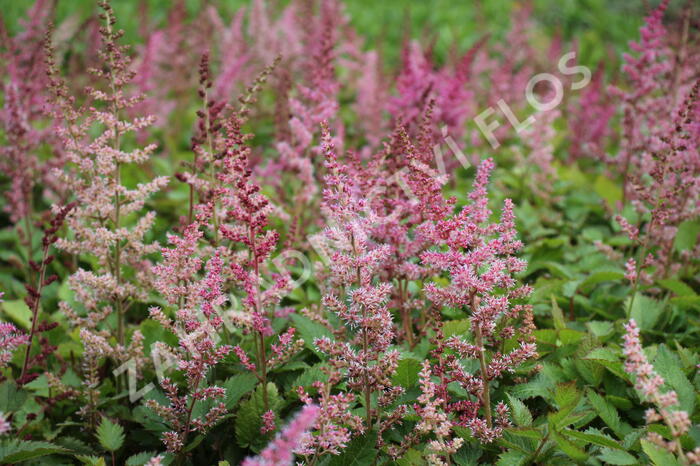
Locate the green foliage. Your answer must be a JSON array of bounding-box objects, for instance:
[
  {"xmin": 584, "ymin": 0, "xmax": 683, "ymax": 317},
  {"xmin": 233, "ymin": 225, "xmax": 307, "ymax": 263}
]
[
  {"xmin": 235, "ymin": 383, "xmax": 282, "ymax": 451},
  {"xmin": 96, "ymin": 417, "xmax": 125, "ymax": 453},
  {"xmin": 326, "ymin": 431, "xmax": 378, "ymax": 466},
  {"xmin": 0, "ymin": 440, "xmax": 70, "ymax": 463}
]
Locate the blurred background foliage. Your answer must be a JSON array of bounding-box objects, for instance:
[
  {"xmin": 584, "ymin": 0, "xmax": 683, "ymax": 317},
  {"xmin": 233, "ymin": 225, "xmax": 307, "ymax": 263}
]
[{"xmin": 1, "ymin": 0, "xmax": 686, "ymax": 71}]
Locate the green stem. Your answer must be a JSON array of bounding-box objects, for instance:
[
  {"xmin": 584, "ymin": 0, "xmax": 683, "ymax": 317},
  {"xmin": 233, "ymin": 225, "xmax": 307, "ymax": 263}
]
[
  {"xmin": 20, "ymin": 244, "xmax": 50, "ymax": 381},
  {"xmin": 104, "ymin": 9, "xmax": 125, "ymax": 391},
  {"xmin": 475, "ymin": 325, "xmax": 492, "ymax": 428}
]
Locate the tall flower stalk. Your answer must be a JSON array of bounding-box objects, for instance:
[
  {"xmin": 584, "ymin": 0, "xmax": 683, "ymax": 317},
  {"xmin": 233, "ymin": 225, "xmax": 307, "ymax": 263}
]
[
  {"xmin": 47, "ymin": 0, "xmax": 167, "ymax": 397},
  {"xmin": 314, "ymin": 123, "xmax": 405, "ymax": 434},
  {"xmin": 421, "ymin": 158, "xmax": 537, "ymax": 443}
]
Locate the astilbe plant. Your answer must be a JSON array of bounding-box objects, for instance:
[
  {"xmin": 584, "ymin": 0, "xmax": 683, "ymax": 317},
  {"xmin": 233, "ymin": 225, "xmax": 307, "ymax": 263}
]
[
  {"xmin": 47, "ymin": 0, "xmax": 167, "ymax": 426},
  {"xmin": 357, "ymin": 111, "xmax": 456, "ymax": 347},
  {"xmin": 220, "ymin": 108, "xmax": 300, "ymax": 430},
  {"xmin": 610, "ymin": 0, "xmax": 674, "ymax": 200},
  {"xmin": 616, "ymin": 80, "xmax": 700, "ymax": 290},
  {"xmin": 419, "ymin": 158, "xmax": 537, "ymax": 446},
  {"xmin": 0, "ymin": 0, "xmax": 63, "ymax": 275},
  {"xmin": 622, "ymin": 320, "xmax": 700, "ymax": 465},
  {"xmin": 299, "ymin": 124, "xmax": 406, "ymax": 455},
  {"xmin": 147, "ymin": 213, "xmax": 231, "ymax": 455},
  {"xmin": 566, "ymin": 67, "xmax": 616, "ymax": 162}
]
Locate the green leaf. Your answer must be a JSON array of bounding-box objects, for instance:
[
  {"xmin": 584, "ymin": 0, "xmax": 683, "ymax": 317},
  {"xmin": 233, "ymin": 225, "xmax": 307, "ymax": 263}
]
[
  {"xmin": 396, "ymin": 448, "xmax": 424, "ymax": 466},
  {"xmin": 125, "ymin": 451, "xmax": 159, "ymax": 466},
  {"xmin": 559, "ymin": 329, "xmax": 585, "ymax": 345},
  {"xmin": 235, "ymin": 383, "xmax": 282, "ymax": 451},
  {"xmin": 658, "ymin": 279, "xmax": 696, "ymax": 297},
  {"xmin": 75, "ymin": 455, "xmax": 107, "ymax": 466},
  {"xmin": 506, "ymin": 427, "xmax": 541, "ymax": 440},
  {"xmin": 550, "ymin": 296, "xmax": 566, "ymax": 331},
  {"xmin": 548, "ymin": 383, "xmax": 582, "ymax": 429},
  {"xmin": 580, "ymin": 269, "xmax": 625, "ymax": 290},
  {"xmin": 551, "ymin": 431, "xmax": 587, "ymax": 461},
  {"xmin": 641, "ymin": 439, "xmax": 682, "ymax": 466},
  {"xmin": 0, "ymin": 440, "xmax": 70, "ymax": 463},
  {"xmin": 327, "ymin": 431, "xmax": 378, "ymax": 465},
  {"xmin": 496, "ymin": 450, "xmax": 529, "ymax": 466},
  {"xmin": 628, "ymin": 294, "xmax": 664, "ymax": 331},
  {"xmin": 674, "ymin": 219, "xmax": 700, "ymax": 252},
  {"xmin": 583, "ymin": 348, "xmax": 626, "ymax": 378},
  {"xmin": 290, "ymin": 314, "xmax": 333, "ymax": 355},
  {"xmin": 653, "ymin": 345, "xmax": 695, "ymax": 414},
  {"xmin": 442, "ymin": 319, "xmax": 470, "ymax": 337},
  {"xmin": 564, "ymin": 428, "xmax": 622, "ymax": 450},
  {"xmin": 587, "ymin": 389, "xmax": 630, "ymax": 439},
  {"xmin": 1, "ymin": 299, "xmax": 31, "ymax": 330},
  {"xmin": 554, "ymin": 382, "xmax": 580, "ymax": 411},
  {"xmin": 0, "ymin": 382, "xmax": 27, "ymax": 412},
  {"xmin": 594, "ymin": 174, "xmax": 622, "ymax": 207},
  {"xmin": 597, "ymin": 448, "xmax": 637, "ymax": 465},
  {"xmin": 392, "ymin": 358, "xmax": 422, "ymax": 389},
  {"xmin": 586, "ymin": 321, "xmax": 614, "ymax": 338},
  {"xmin": 507, "ymin": 394, "xmax": 533, "ymax": 427},
  {"xmin": 584, "ymin": 347, "xmax": 619, "ymax": 363},
  {"xmin": 223, "ymin": 373, "xmax": 258, "ymax": 409},
  {"xmin": 669, "ymin": 295, "xmax": 700, "ymax": 310},
  {"xmin": 96, "ymin": 417, "xmax": 125, "ymax": 452}
]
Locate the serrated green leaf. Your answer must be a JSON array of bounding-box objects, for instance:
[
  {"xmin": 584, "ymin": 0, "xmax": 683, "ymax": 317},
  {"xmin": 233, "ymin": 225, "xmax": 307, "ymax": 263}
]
[
  {"xmin": 583, "ymin": 348, "xmax": 626, "ymax": 378},
  {"xmin": 564, "ymin": 428, "xmax": 622, "ymax": 450},
  {"xmin": 558, "ymin": 329, "xmax": 585, "ymax": 345},
  {"xmin": 554, "ymin": 382, "xmax": 580, "ymax": 411},
  {"xmin": 496, "ymin": 450, "xmax": 529, "ymax": 466},
  {"xmin": 223, "ymin": 373, "xmax": 258, "ymax": 409},
  {"xmin": 125, "ymin": 451, "xmax": 159, "ymax": 466},
  {"xmin": 674, "ymin": 219, "xmax": 700, "ymax": 252},
  {"xmin": 327, "ymin": 431, "xmax": 378, "ymax": 465},
  {"xmin": 1, "ymin": 299, "xmax": 31, "ymax": 329},
  {"xmin": 587, "ymin": 389, "xmax": 630, "ymax": 439},
  {"xmin": 586, "ymin": 321, "xmax": 614, "ymax": 338},
  {"xmin": 549, "ymin": 383, "xmax": 582, "ymax": 429},
  {"xmin": 442, "ymin": 319, "xmax": 470, "ymax": 337},
  {"xmin": 584, "ymin": 347, "xmax": 619, "ymax": 363},
  {"xmin": 597, "ymin": 448, "xmax": 637, "ymax": 465},
  {"xmin": 290, "ymin": 314, "xmax": 333, "ymax": 355},
  {"xmin": 550, "ymin": 296, "xmax": 566, "ymax": 331},
  {"xmin": 96, "ymin": 417, "xmax": 125, "ymax": 452},
  {"xmin": 75, "ymin": 455, "xmax": 107, "ymax": 466},
  {"xmin": 396, "ymin": 448, "xmax": 423, "ymax": 466},
  {"xmin": 641, "ymin": 439, "xmax": 682, "ymax": 466},
  {"xmin": 579, "ymin": 269, "xmax": 625, "ymax": 290},
  {"xmin": 653, "ymin": 345, "xmax": 695, "ymax": 414},
  {"xmin": 0, "ymin": 382, "xmax": 27, "ymax": 412},
  {"xmin": 392, "ymin": 358, "xmax": 421, "ymax": 389},
  {"xmin": 551, "ymin": 431, "xmax": 587, "ymax": 461},
  {"xmin": 628, "ymin": 294, "xmax": 663, "ymax": 331},
  {"xmin": 506, "ymin": 427, "xmax": 542, "ymax": 440},
  {"xmin": 0, "ymin": 440, "xmax": 70, "ymax": 463},
  {"xmin": 235, "ymin": 383, "xmax": 281, "ymax": 451},
  {"xmin": 507, "ymin": 394, "xmax": 532, "ymax": 427},
  {"xmin": 658, "ymin": 279, "xmax": 696, "ymax": 297}
]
